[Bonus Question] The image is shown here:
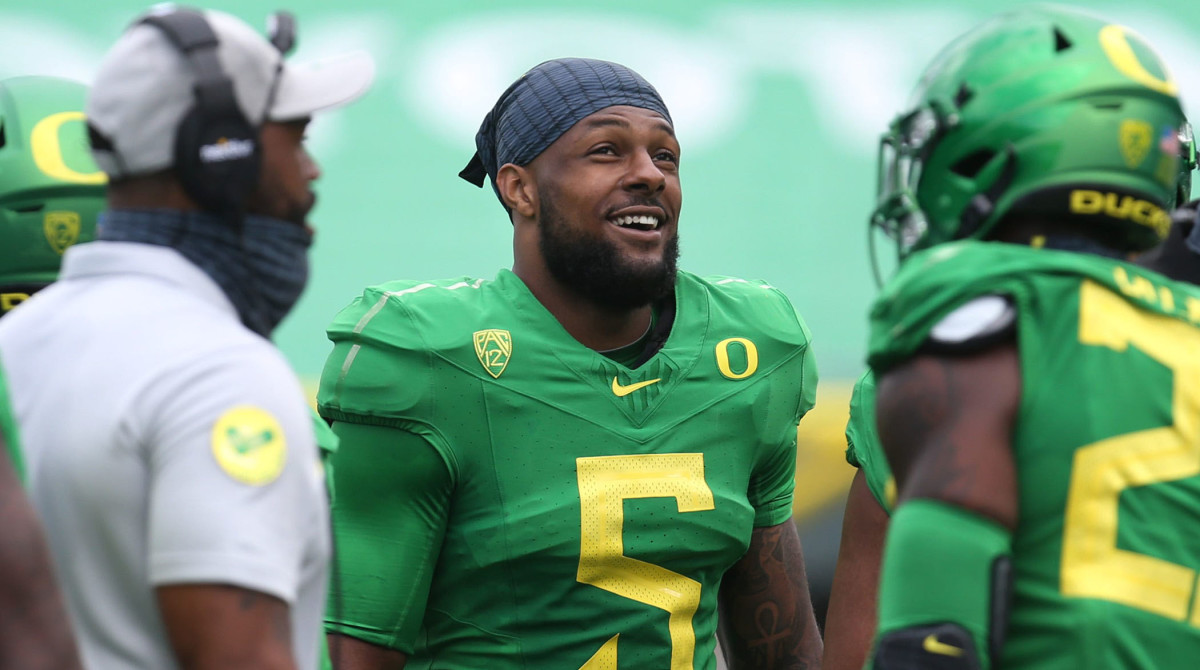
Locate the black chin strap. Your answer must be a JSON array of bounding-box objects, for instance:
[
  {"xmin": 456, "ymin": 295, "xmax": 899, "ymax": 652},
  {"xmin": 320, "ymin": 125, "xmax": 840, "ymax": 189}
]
[{"xmin": 957, "ymin": 144, "xmax": 1018, "ymax": 239}]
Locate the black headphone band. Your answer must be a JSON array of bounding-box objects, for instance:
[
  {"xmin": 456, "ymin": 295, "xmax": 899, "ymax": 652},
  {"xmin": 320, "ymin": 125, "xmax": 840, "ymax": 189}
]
[
  {"xmin": 132, "ymin": 8, "xmax": 296, "ymax": 215},
  {"xmin": 139, "ymin": 10, "xmax": 243, "ymax": 121}
]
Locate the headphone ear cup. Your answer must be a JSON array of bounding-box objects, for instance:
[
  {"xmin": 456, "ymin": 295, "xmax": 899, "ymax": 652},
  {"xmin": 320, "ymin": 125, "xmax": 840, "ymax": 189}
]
[{"xmin": 173, "ymin": 106, "xmax": 261, "ymax": 214}]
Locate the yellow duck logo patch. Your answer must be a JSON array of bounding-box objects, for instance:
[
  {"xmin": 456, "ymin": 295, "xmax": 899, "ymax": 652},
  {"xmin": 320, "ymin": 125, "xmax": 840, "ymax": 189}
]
[{"xmin": 211, "ymin": 406, "xmax": 287, "ymax": 485}]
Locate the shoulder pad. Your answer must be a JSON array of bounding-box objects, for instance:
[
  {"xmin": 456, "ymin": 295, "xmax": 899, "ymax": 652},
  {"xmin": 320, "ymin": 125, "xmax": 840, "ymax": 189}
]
[
  {"xmin": 692, "ymin": 272, "xmax": 813, "ymax": 345},
  {"xmin": 924, "ymin": 295, "xmax": 1017, "ymax": 352}
]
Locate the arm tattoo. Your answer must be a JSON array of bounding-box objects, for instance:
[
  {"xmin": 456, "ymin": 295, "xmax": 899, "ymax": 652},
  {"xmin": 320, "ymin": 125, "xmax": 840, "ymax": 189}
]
[{"xmin": 719, "ymin": 521, "xmax": 822, "ymax": 669}]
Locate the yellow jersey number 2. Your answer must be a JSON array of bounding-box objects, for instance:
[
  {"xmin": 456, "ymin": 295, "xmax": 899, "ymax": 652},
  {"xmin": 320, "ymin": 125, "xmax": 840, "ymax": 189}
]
[
  {"xmin": 1062, "ymin": 280, "xmax": 1200, "ymax": 622},
  {"xmin": 576, "ymin": 453, "xmax": 714, "ymax": 670}
]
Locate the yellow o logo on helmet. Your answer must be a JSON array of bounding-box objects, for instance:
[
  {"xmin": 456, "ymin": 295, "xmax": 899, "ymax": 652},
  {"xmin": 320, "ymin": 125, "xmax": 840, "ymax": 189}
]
[
  {"xmin": 1099, "ymin": 25, "xmax": 1178, "ymax": 97},
  {"xmin": 30, "ymin": 111, "xmax": 107, "ymax": 185}
]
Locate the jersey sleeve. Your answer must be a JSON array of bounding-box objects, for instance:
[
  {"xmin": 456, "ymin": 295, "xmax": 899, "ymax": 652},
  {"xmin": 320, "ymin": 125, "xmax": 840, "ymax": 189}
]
[
  {"xmin": 844, "ymin": 374, "xmax": 869, "ymax": 469},
  {"xmin": 317, "ymin": 288, "xmax": 458, "ymax": 653},
  {"xmin": 747, "ymin": 322, "xmax": 817, "ymax": 528},
  {"xmin": 324, "ymin": 421, "xmax": 453, "ymax": 654},
  {"xmin": 869, "ymin": 242, "xmax": 1026, "ymax": 372},
  {"xmin": 844, "ymin": 372, "xmax": 893, "ymax": 512},
  {"xmin": 139, "ymin": 346, "xmax": 327, "ymax": 604},
  {"xmin": 0, "ymin": 362, "xmax": 24, "ymax": 481},
  {"xmin": 317, "ymin": 285, "xmax": 439, "ymax": 426}
]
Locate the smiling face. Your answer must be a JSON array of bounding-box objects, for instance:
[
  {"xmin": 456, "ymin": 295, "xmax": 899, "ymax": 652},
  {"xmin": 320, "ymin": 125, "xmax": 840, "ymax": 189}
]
[{"xmin": 522, "ymin": 105, "xmax": 683, "ymax": 310}]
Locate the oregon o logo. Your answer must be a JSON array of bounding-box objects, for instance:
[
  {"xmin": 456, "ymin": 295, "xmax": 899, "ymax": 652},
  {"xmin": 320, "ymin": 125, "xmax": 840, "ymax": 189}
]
[
  {"xmin": 1099, "ymin": 25, "xmax": 1178, "ymax": 97},
  {"xmin": 30, "ymin": 112, "xmax": 107, "ymax": 185},
  {"xmin": 715, "ymin": 337, "xmax": 759, "ymax": 380}
]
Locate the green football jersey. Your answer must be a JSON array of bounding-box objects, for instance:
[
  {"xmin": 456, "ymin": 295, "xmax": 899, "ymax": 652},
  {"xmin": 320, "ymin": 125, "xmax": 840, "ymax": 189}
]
[
  {"xmin": 0, "ymin": 360, "xmax": 23, "ymax": 481},
  {"xmin": 844, "ymin": 372, "xmax": 893, "ymax": 513},
  {"xmin": 311, "ymin": 409, "xmax": 338, "ymax": 670},
  {"xmin": 318, "ymin": 269, "xmax": 817, "ymax": 669},
  {"xmin": 869, "ymin": 240, "xmax": 1200, "ymax": 668}
]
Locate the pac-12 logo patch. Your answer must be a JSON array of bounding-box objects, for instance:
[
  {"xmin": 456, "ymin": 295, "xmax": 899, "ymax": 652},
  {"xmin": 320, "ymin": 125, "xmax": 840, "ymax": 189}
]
[
  {"xmin": 44, "ymin": 211, "xmax": 81, "ymax": 254},
  {"xmin": 474, "ymin": 329, "xmax": 512, "ymax": 378},
  {"xmin": 1119, "ymin": 119, "xmax": 1153, "ymax": 168},
  {"xmin": 211, "ymin": 406, "xmax": 287, "ymax": 485}
]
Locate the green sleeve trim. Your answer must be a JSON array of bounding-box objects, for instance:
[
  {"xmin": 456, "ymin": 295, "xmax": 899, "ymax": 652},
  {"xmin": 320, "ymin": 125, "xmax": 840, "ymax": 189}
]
[
  {"xmin": 844, "ymin": 438, "xmax": 862, "ymax": 469},
  {"xmin": 751, "ymin": 323, "xmax": 816, "ymax": 527},
  {"xmin": 325, "ymin": 422, "xmax": 454, "ymax": 654},
  {"xmin": 753, "ymin": 497, "xmax": 796, "ymax": 528},
  {"xmin": 318, "ymin": 408, "xmax": 459, "ymax": 482},
  {"xmin": 877, "ymin": 499, "xmax": 1011, "ymax": 669}
]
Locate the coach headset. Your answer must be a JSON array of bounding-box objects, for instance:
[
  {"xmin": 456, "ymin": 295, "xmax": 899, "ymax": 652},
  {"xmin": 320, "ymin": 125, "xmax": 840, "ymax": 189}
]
[{"xmin": 91, "ymin": 7, "xmax": 295, "ymax": 215}]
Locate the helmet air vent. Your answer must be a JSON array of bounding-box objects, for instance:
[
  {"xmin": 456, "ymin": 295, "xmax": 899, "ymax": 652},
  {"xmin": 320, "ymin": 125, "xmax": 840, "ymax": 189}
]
[
  {"xmin": 1053, "ymin": 27, "xmax": 1073, "ymax": 53},
  {"xmin": 951, "ymin": 149, "xmax": 997, "ymax": 178},
  {"xmin": 954, "ymin": 83, "xmax": 974, "ymax": 109}
]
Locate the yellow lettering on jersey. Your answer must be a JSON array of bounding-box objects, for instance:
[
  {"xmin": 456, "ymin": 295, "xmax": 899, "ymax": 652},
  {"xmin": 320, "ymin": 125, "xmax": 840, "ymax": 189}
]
[
  {"xmin": 29, "ymin": 112, "xmax": 107, "ymax": 185},
  {"xmin": 1099, "ymin": 25, "xmax": 1179, "ymax": 97},
  {"xmin": 715, "ymin": 337, "xmax": 759, "ymax": 380},
  {"xmin": 1113, "ymin": 266, "xmax": 1159, "ymax": 304},
  {"xmin": 211, "ymin": 406, "xmax": 287, "ymax": 485},
  {"xmin": 1159, "ymin": 285, "xmax": 1176, "ymax": 314},
  {"xmin": 577, "ymin": 454, "xmax": 714, "ymax": 670},
  {"xmin": 1069, "ymin": 190, "xmax": 1170, "ymax": 239},
  {"xmin": 1, "ymin": 292, "xmax": 29, "ymax": 313},
  {"xmin": 579, "ymin": 634, "xmax": 619, "ymax": 670},
  {"xmin": 1110, "ymin": 267, "xmax": 1200, "ymax": 328},
  {"xmin": 1187, "ymin": 297, "xmax": 1200, "ymax": 325}
]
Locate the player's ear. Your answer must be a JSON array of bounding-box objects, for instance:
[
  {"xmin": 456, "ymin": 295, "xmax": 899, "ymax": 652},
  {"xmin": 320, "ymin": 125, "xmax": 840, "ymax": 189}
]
[{"xmin": 496, "ymin": 164, "xmax": 537, "ymax": 219}]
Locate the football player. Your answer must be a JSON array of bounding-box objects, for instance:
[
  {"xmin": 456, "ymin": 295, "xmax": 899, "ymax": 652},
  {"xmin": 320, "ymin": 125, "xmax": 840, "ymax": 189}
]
[
  {"xmin": 0, "ymin": 76, "xmax": 102, "ymax": 317},
  {"xmin": 826, "ymin": 6, "xmax": 1199, "ymax": 669},
  {"xmin": 826, "ymin": 50, "xmax": 1199, "ymax": 670},
  {"xmin": 0, "ymin": 74, "xmax": 98, "ymax": 670},
  {"xmin": 318, "ymin": 57, "xmax": 823, "ymax": 669}
]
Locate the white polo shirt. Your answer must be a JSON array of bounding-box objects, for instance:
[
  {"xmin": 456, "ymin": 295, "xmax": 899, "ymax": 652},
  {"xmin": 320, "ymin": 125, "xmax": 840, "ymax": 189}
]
[{"xmin": 0, "ymin": 241, "xmax": 329, "ymax": 670}]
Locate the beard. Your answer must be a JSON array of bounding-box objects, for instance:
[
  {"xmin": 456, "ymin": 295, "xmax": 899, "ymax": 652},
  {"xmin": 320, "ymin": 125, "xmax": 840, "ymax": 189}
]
[
  {"xmin": 538, "ymin": 190, "xmax": 680, "ymax": 311},
  {"xmin": 246, "ymin": 185, "xmax": 315, "ymax": 227}
]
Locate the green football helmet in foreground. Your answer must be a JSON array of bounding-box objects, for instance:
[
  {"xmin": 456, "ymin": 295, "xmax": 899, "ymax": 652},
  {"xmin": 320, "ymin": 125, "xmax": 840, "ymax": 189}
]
[
  {"xmin": 873, "ymin": 5, "xmax": 1194, "ymax": 262},
  {"xmin": 0, "ymin": 76, "xmax": 105, "ymax": 314}
]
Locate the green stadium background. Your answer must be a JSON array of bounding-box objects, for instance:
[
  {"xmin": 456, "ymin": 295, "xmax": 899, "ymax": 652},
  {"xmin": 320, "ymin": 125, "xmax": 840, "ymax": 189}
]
[{"xmin": 10, "ymin": 0, "xmax": 1198, "ymax": 620}]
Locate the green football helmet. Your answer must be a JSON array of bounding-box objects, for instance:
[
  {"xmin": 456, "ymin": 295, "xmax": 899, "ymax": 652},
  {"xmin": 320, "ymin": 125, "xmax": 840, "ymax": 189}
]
[
  {"xmin": 873, "ymin": 5, "xmax": 1192, "ymax": 262},
  {"xmin": 0, "ymin": 76, "xmax": 106, "ymax": 315}
]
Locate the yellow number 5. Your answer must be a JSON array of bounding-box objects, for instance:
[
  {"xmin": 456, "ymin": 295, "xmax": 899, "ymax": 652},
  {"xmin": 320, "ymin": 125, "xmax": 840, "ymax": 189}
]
[
  {"xmin": 576, "ymin": 453, "xmax": 715, "ymax": 670},
  {"xmin": 1062, "ymin": 280, "xmax": 1200, "ymax": 622}
]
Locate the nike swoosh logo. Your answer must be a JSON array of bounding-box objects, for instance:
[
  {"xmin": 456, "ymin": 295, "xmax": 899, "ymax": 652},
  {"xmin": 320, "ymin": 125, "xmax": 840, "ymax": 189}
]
[
  {"xmin": 611, "ymin": 377, "xmax": 661, "ymax": 397},
  {"xmin": 922, "ymin": 634, "xmax": 964, "ymax": 657}
]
